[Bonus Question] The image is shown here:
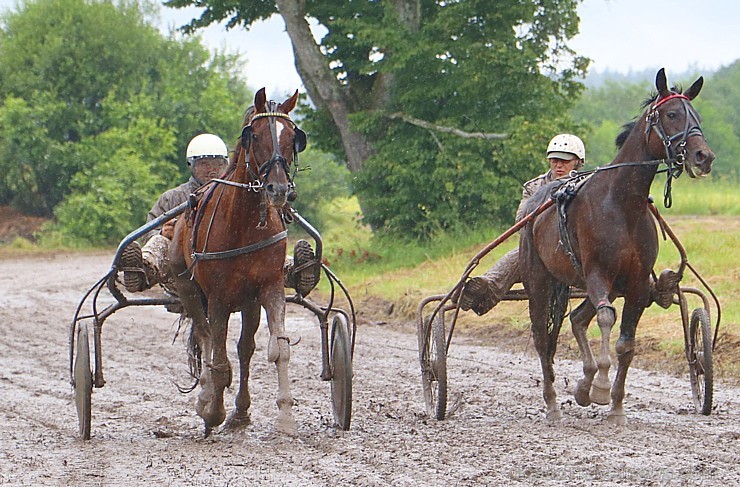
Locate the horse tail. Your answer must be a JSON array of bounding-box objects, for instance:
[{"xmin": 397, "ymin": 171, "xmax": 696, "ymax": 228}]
[
  {"xmin": 546, "ymin": 282, "xmax": 570, "ymax": 362},
  {"xmin": 171, "ymin": 314, "xmax": 201, "ymax": 394}
]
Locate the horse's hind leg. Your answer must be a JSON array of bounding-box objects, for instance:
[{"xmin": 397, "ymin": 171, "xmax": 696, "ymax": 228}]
[
  {"xmin": 528, "ymin": 283, "xmax": 562, "ymax": 421},
  {"xmin": 224, "ymin": 306, "xmax": 260, "ymax": 429},
  {"xmin": 570, "ymin": 299, "xmax": 597, "ymax": 406},
  {"xmin": 196, "ymin": 305, "xmax": 231, "ymax": 435},
  {"xmin": 263, "ymin": 290, "xmax": 296, "ymax": 434}
]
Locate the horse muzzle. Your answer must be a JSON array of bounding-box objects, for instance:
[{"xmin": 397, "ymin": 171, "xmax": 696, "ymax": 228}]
[
  {"xmin": 265, "ymin": 181, "xmax": 290, "ymax": 206},
  {"xmin": 684, "ymin": 145, "xmax": 715, "ymax": 178}
]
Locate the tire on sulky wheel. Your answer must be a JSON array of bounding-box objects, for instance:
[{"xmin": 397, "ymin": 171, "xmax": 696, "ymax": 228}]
[
  {"xmin": 74, "ymin": 321, "xmax": 93, "ymax": 439},
  {"xmin": 688, "ymin": 308, "xmax": 713, "ymax": 415},
  {"xmin": 330, "ymin": 314, "xmax": 353, "ymax": 430},
  {"xmin": 420, "ymin": 313, "xmax": 447, "ymax": 420}
]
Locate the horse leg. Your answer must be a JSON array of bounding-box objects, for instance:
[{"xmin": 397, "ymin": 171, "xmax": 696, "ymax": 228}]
[
  {"xmin": 570, "ymin": 299, "xmax": 597, "ymax": 406},
  {"xmin": 608, "ymin": 291, "xmax": 649, "ymax": 425},
  {"xmin": 527, "ymin": 279, "xmax": 562, "ymax": 422},
  {"xmin": 585, "ymin": 277, "xmax": 616, "ymax": 406},
  {"xmin": 196, "ymin": 304, "xmax": 232, "ymax": 436},
  {"xmin": 224, "ymin": 305, "xmax": 260, "ymax": 429},
  {"xmin": 262, "ymin": 288, "xmax": 296, "ymax": 434}
]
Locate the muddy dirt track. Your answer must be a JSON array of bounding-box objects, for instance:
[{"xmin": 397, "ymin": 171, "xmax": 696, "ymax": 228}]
[{"xmin": 1, "ymin": 252, "xmax": 738, "ymax": 486}]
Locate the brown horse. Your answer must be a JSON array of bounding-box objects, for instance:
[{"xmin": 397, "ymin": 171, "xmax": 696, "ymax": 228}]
[
  {"xmin": 168, "ymin": 88, "xmax": 306, "ymax": 435},
  {"xmin": 519, "ymin": 69, "xmax": 714, "ymax": 424}
]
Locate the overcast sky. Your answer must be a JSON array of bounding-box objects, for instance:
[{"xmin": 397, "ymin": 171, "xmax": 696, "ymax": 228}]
[
  {"xmin": 160, "ymin": 0, "xmax": 740, "ymax": 95},
  {"xmin": 1, "ymin": 0, "xmax": 738, "ymax": 96}
]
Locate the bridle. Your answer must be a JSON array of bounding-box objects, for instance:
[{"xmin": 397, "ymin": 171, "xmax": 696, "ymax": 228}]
[
  {"xmin": 241, "ymin": 101, "xmax": 306, "ymax": 187},
  {"xmin": 644, "ymin": 93, "xmax": 705, "ymax": 175}
]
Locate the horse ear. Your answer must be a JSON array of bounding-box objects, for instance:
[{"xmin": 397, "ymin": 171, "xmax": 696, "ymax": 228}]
[
  {"xmin": 280, "ymin": 90, "xmax": 299, "ymax": 114},
  {"xmin": 254, "ymin": 88, "xmax": 267, "ymax": 113},
  {"xmin": 655, "ymin": 68, "xmax": 669, "ymax": 98},
  {"xmin": 683, "ymin": 76, "xmax": 704, "ymax": 100}
]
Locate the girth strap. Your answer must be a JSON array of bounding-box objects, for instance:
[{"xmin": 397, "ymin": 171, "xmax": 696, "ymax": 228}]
[{"xmin": 193, "ymin": 230, "xmax": 287, "ymax": 261}]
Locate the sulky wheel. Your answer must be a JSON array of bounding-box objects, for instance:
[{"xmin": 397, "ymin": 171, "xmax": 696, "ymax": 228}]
[
  {"xmin": 73, "ymin": 321, "xmax": 93, "ymax": 439},
  {"xmin": 688, "ymin": 308, "xmax": 713, "ymax": 415},
  {"xmin": 420, "ymin": 313, "xmax": 447, "ymax": 420},
  {"xmin": 330, "ymin": 314, "xmax": 353, "ymax": 430}
]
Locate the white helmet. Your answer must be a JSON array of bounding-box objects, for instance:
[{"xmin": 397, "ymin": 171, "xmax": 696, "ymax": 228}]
[
  {"xmin": 546, "ymin": 134, "xmax": 585, "ymax": 161},
  {"xmin": 186, "ymin": 133, "xmax": 228, "ymax": 165}
]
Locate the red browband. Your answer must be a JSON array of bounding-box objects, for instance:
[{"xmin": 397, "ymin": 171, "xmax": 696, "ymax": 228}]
[{"xmin": 652, "ymin": 93, "xmax": 689, "ymax": 109}]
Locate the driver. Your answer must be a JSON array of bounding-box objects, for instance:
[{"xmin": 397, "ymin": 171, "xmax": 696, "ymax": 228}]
[
  {"xmin": 459, "ymin": 134, "xmax": 585, "ymax": 315},
  {"xmin": 121, "ymin": 132, "xmax": 319, "ymax": 299}
]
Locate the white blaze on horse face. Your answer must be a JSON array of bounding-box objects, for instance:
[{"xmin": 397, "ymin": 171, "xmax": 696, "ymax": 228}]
[{"xmin": 275, "ymin": 121, "xmax": 285, "ymax": 152}]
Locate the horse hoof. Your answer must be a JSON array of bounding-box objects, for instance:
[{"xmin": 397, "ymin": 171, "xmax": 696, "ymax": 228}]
[
  {"xmin": 574, "ymin": 381, "xmax": 592, "ymax": 407},
  {"xmin": 607, "ymin": 411, "xmax": 628, "ymax": 426},
  {"xmin": 590, "ymin": 384, "xmax": 611, "ymax": 406},
  {"xmin": 223, "ymin": 411, "xmax": 251, "ymax": 430},
  {"xmin": 545, "ymin": 409, "xmax": 563, "ymax": 422},
  {"xmin": 276, "ymin": 414, "xmax": 297, "ymax": 435}
]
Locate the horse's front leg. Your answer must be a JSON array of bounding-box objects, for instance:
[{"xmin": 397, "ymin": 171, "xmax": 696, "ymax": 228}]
[
  {"xmin": 262, "ymin": 285, "xmax": 296, "ymax": 434},
  {"xmin": 196, "ymin": 304, "xmax": 232, "ymax": 436},
  {"xmin": 570, "ymin": 298, "xmax": 597, "ymax": 406},
  {"xmin": 608, "ymin": 289, "xmax": 649, "ymax": 425},
  {"xmin": 224, "ymin": 305, "xmax": 261, "ymax": 429},
  {"xmin": 586, "ymin": 275, "xmax": 617, "ymax": 406}
]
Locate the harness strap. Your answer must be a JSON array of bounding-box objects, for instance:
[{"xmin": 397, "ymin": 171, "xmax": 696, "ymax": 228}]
[
  {"xmin": 193, "ymin": 230, "xmax": 288, "ymax": 261},
  {"xmin": 554, "ymin": 182, "xmax": 584, "ymax": 278}
]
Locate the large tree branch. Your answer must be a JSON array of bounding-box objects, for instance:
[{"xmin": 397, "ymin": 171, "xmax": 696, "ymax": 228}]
[{"xmin": 388, "ymin": 112, "xmax": 508, "ymax": 140}]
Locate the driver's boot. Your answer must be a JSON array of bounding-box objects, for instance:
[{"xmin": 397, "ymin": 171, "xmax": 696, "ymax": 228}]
[
  {"xmin": 459, "ymin": 276, "xmax": 501, "ymax": 316},
  {"xmin": 121, "ymin": 242, "xmax": 157, "ymax": 292},
  {"xmin": 284, "ymin": 240, "xmax": 320, "ymax": 297}
]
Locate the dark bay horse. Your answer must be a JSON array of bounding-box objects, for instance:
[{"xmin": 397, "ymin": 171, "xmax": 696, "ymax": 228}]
[
  {"xmin": 520, "ymin": 69, "xmax": 714, "ymax": 424},
  {"xmin": 169, "ymin": 88, "xmax": 306, "ymax": 435}
]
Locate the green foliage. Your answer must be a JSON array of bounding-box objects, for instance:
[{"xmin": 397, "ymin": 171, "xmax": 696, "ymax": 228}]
[
  {"xmin": 0, "ymin": 0, "xmax": 251, "ymax": 244},
  {"xmin": 167, "ymin": 0, "xmax": 588, "ymax": 239},
  {"xmin": 53, "ymin": 108, "xmax": 176, "ymax": 244},
  {"xmin": 290, "ymin": 148, "xmax": 351, "ymax": 231}
]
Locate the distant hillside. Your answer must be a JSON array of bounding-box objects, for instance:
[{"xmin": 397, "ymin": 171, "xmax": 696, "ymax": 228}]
[{"xmin": 583, "ymin": 65, "xmax": 717, "ymax": 88}]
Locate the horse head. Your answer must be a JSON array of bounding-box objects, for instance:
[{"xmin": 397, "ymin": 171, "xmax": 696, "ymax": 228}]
[
  {"xmin": 644, "ymin": 68, "xmax": 714, "ymax": 177},
  {"xmin": 240, "ymin": 88, "xmax": 307, "ymax": 207}
]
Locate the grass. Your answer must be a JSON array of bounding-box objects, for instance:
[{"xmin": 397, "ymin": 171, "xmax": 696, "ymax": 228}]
[{"xmin": 315, "ymin": 184, "xmax": 739, "ymax": 381}]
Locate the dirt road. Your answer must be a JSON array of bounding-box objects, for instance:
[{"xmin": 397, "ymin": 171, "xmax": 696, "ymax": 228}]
[{"xmin": 1, "ymin": 253, "xmax": 737, "ymax": 486}]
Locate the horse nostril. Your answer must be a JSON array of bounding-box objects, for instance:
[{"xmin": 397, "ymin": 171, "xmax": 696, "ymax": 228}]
[
  {"xmin": 695, "ymin": 150, "xmax": 715, "ymax": 173},
  {"xmin": 697, "ymin": 150, "xmax": 714, "ymax": 164}
]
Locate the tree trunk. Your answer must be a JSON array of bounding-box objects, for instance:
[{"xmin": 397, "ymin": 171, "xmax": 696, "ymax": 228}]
[{"xmin": 275, "ymin": 0, "xmax": 373, "ymax": 174}]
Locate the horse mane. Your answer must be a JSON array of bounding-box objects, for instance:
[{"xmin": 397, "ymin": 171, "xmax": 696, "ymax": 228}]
[{"xmin": 614, "ymin": 84, "xmax": 684, "ymax": 150}]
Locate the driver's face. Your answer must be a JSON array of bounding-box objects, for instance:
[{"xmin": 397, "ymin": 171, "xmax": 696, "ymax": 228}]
[
  {"xmin": 548, "ymin": 157, "xmax": 579, "ymax": 179},
  {"xmin": 192, "ymin": 156, "xmax": 228, "ymax": 183}
]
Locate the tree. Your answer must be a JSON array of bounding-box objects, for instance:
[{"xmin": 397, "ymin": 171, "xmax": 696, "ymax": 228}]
[
  {"xmin": 0, "ymin": 0, "xmax": 250, "ymax": 220},
  {"xmin": 165, "ymin": 0, "xmax": 587, "ymax": 238}
]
